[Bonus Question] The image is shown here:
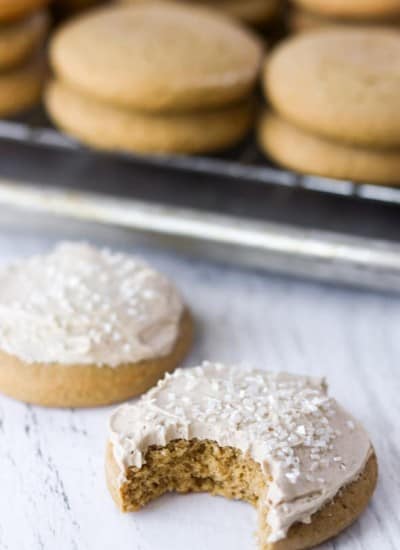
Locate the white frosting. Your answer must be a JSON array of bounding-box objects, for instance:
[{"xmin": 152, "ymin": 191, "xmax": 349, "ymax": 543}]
[
  {"xmin": 109, "ymin": 362, "xmax": 372, "ymax": 543},
  {"xmin": 0, "ymin": 242, "xmax": 184, "ymax": 366}
]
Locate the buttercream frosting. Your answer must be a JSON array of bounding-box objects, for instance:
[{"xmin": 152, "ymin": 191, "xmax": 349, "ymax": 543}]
[
  {"xmin": 0, "ymin": 242, "xmax": 184, "ymax": 366},
  {"xmin": 109, "ymin": 362, "xmax": 372, "ymax": 543}
]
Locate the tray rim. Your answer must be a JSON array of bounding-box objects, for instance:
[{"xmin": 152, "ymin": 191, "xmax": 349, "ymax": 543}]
[{"xmin": 1, "ymin": 118, "xmax": 400, "ymax": 207}]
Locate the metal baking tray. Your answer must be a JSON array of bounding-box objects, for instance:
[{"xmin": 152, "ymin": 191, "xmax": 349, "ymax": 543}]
[{"xmin": 0, "ymin": 114, "xmax": 400, "ymax": 292}]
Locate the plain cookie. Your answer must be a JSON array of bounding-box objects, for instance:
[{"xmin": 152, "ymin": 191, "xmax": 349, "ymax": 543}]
[
  {"xmin": 0, "ymin": 242, "xmax": 193, "ymax": 408},
  {"xmin": 259, "ymin": 112, "xmax": 400, "ymax": 185},
  {"xmin": 50, "ymin": 1, "xmax": 263, "ymax": 112},
  {"xmin": 265, "ymin": 28, "xmax": 400, "ymax": 148},
  {"xmin": 0, "ymin": 11, "xmax": 49, "ymax": 69},
  {"xmin": 45, "ymin": 80, "xmax": 255, "ymax": 154}
]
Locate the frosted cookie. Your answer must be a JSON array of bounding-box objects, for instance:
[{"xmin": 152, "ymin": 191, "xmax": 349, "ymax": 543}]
[
  {"xmin": 45, "ymin": 81, "xmax": 255, "ymax": 154},
  {"xmin": 259, "ymin": 112, "xmax": 400, "ymax": 185},
  {"xmin": 50, "ymin": 2, "xmax": 263, "ymax": 112},
  {"xmin": 0, "ymin": 243, "xmax": 193, "ymax": 408},
  {"xmin": 107, "ymin": 362, "xmax": 377, "ymax": 549},
  {"xmin": 292, "ymin": 0, "xmax": 400, "ymax": 20},
  {"xmin": 265, "ymin": 28, "xmax": 400, "ymax": 148},
  {"xmin": 0, "ymin": 53, "xmax": 45, "ymax": 116},
  {"xmin": 0, "ymin": 0, "xmax": 49, "ymax": 22},
  {"xmin": 0, "ymin": 11, "xmax": 49, "ymax": 70}
]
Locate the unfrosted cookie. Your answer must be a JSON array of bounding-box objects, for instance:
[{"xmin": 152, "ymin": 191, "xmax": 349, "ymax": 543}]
[
  {"xmin": 259, "ymin": 112, "xmax": 400, "ymax": 185},
  {"xmin": 0, "ymin": 53, "xmax": 45, "ymax": 116},
  {"xmin": 265, "ymin": 28, "xmax": 400, "ymax": 148},
  {"xmin": 0, "ymin": 242, "xmax": 193, "ymax": 408},
  {"xmin": 45, "ymin": 80, "xmax": 255, "ymax": 154},
  {"xmin": 107, "ymin": 362, "xmax": 377, "ymax": 550},
  {"xmin": 0, "ymin": 11, "xmax": 49, "ymax": 70},
  {"xmin": 50, "ymin": 2, "xmax": 263, "ymax": 112},
  {"xmin": 292, "ymin": 0, "xmax": 400, "ymax": 20},
  {"xmin": 0, "ymin": 0, "xmax": 49, "ymax": 21}
]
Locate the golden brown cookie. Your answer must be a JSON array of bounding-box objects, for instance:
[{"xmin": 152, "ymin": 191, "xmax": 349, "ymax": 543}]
[
  {"xmin": 259, "ymin": 112, "xmax": 400, "ymax": 185},
  {"xmin": 0, "ymin": 10, "xmax": 49, "ymax": 70},
  {"xmin": 264, "ymin": 28, "xmax": 400, "ymax": 148},
  {"xmin": 50, "ymin": 1, "xmax": 263, "ymax": 112},
  {"xmin": 45, "ymin": 80, "xmax": 255, "ymax": 154},
  {"xmin": 292, "ymin": 0, "xmax": 400, "ymax": 20},
  {"xmin": 106, "ymin": 364, "xmax": 378, "ymax": 549},
  {"xmin": 0, "ymin": 242, "xmax": 194, "ymax": 408},
  {"xmin": 0, "ymin": 0, "xmax": 49, "ymax": 21},
  {"xmin": 106, "ymin": 442, "xmax": 377, "ymax": 550},
  {"xmin": 0, "ymin": 53, "xmax": 45, "ymax": 116}
]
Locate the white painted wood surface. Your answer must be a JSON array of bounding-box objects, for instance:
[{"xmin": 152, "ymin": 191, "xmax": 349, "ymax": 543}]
[{"xmin": 0, "ymin": 228, "xmax": 398, "ymax": 550}]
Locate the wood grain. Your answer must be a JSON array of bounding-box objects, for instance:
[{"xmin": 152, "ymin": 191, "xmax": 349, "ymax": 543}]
[{"xmin": 0, "ymin": 230, "xmax": 398, "ymax": 550}]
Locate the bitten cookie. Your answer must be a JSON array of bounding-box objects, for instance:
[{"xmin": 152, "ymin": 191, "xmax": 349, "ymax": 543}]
[
  {"xmin": 264, "ymin": 28, "xmax": 400, "ymax": 148},
  {"xmin": 0, "ymin": 242, "xmax": 193, "ymax": 408},
  {"xmin": 259, "ymin": 112, "xmax": 400, "ymax": 185},
  {"xmin": 0, "ymin": 0, "xmax": 49, "ymax": 21},
  {"xmin": 107, "ymin": 362, "xmax": 377, "ymax": 550},
  {"xmin": 0, "ymin": 11, "xmax": 49, "ymax": 69},
  {"xmin": 292, "ymin": 0, "xmax": 400, "ymax": 20},
  {"xmin": 45, "ymin": 81, "xmax": 255, "ymax": 154},
  {"xmin": 50, "ymin": 1, "xmax": 263, "ymax": 112},
  {"xmin": 0, "ymin": 53, "xmax": 45, "ymax": 116}
]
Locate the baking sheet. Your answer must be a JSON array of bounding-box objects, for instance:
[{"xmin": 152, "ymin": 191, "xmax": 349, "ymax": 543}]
[{"xmin": 0, "ymin": 118, "xmax": 400, "ymax": 292}]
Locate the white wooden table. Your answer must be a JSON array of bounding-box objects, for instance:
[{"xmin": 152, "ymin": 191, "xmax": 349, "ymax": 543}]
[{"xmin": 0, "ymin": 227, "xmax": 398, "ymax": 550}]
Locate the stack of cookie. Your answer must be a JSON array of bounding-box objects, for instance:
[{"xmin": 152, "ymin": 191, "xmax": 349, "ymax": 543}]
[
  {"xmin": 259, "ymin": 27, "xmax": 400, "ymax": 185},
  {"xmin": 0, "ymin": 0, "xmax": 49, "ymax": 117},
  {"xmin": 45, "ymin": 1, "xmax": 263, "ymax": 155},
  {"xmin": 287, "ymin": 0, "xmax": 400, "ymax": 33}
]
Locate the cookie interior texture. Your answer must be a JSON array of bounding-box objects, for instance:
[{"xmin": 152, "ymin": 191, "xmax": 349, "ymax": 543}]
[{"xmin": 106, "ymin": 440, "xmax": 377, "ymax": 550}]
